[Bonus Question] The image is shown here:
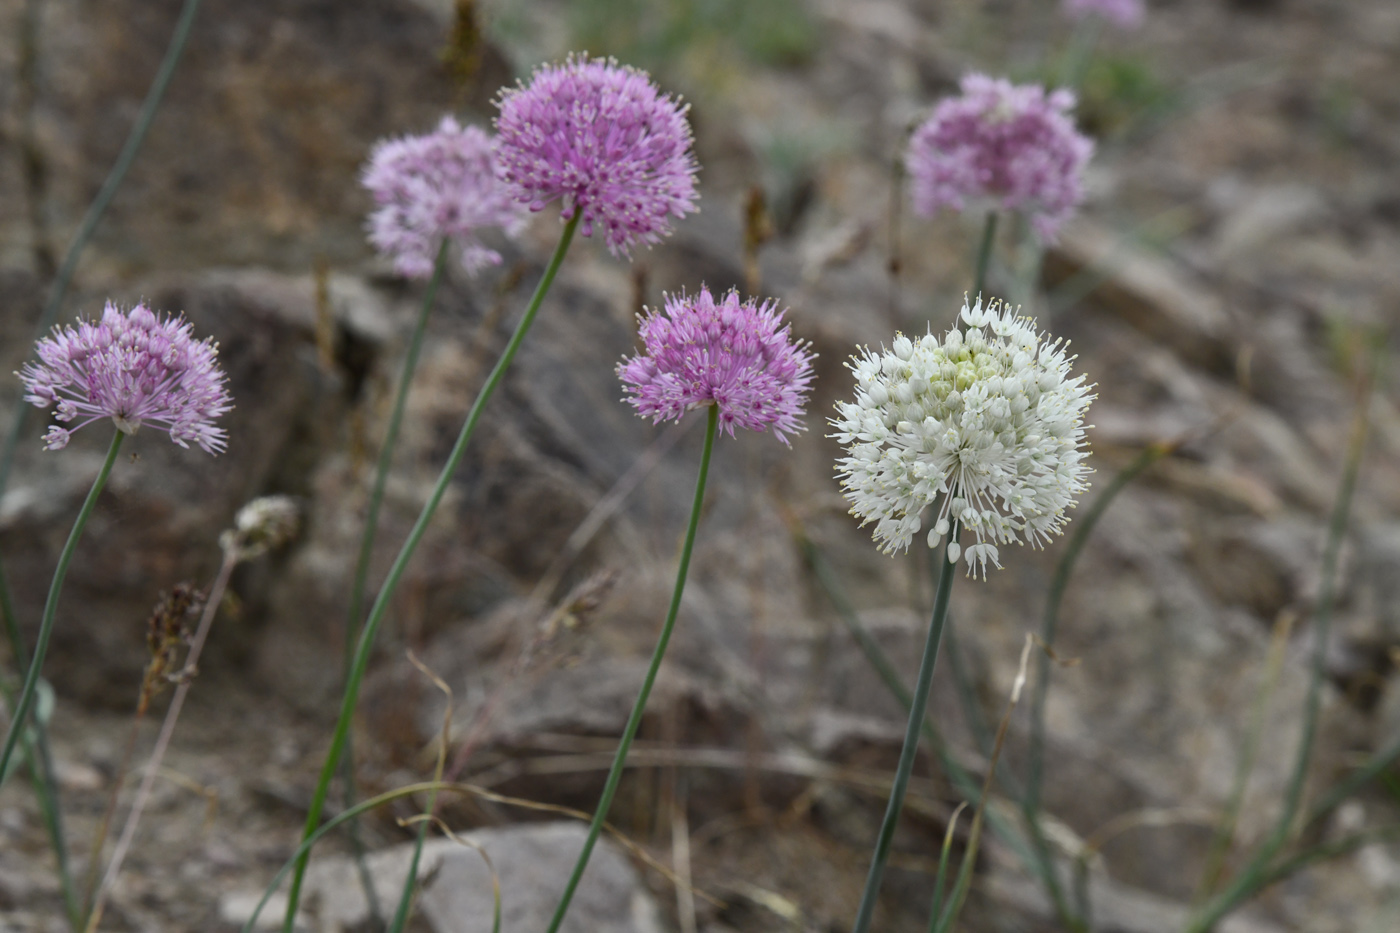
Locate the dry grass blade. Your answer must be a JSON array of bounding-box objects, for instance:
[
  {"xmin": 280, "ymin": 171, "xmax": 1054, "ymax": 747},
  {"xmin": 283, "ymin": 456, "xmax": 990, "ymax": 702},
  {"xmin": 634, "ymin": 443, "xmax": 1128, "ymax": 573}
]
[
  {"xmin": 932, "ymin": 635, "xmax": 1034, "ymax": 933},
  {"xmin": 927, "ymin": 802, "xmax": 969, "ymax": 924},
  {"xmin": 244, "ymin": 773, "xmax": 726, "ymax": 932},
  {"xmin": 86, "ymin": 547, "xmax": 237, "ymax": 933},
  {"xmin": 671, "ymin": 780, "xmax": 697, "ymax": 933},
  {"xmin": 396, "ymin": 813, "xmax": 503, "ymax": 933},
  {"xmin": 386, "ymin": 650, "xmax": 455, "ymax": 932}
]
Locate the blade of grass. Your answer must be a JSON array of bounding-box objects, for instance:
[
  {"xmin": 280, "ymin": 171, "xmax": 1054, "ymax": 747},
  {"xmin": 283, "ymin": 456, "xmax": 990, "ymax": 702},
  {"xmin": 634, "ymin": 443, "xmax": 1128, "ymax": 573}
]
[
  {"xmin": 1305, "ymin": 730, "xmax": 1400, "ymax": 830},
  {"xmin": 0, "ymin": 563, "xmax": 78, "ymax": 930},
  {"xmin": 385, "ymin": 652, "xmax": 453, "ymax": 933},
  {"xmin": 1194, "ymin": 610, "xmax": 1297, "ymax": 901},
  {"xmin": 1058, "ymin": 16, "xmax": 1104, "ymax": 91},
  {"xmin": 1184, "ymin": 344, "xmax": 1380, "ymax": 933},
  {"xmin": 932, "ymin": 635, "xmax": 1034, "ymax": 933},
  {"xmin": 1247, "ymin": 823, "xmax": 1400, "ymax": 900},
  {"xmin": 927, "ymin": 802, "xmax": 968, "ymax": 926}
]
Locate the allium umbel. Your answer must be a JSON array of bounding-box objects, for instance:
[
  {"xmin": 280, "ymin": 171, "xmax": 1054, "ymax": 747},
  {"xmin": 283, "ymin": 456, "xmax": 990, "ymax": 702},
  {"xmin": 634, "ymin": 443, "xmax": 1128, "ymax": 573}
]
[
  {"xmin": 618, "ymin": 287, "xmax": 815, "ymax": 444},
  {"xmin": 1063, "ymin": 0, "xmax": 1145, "ymax": 30},
  {"xmin": 831, "ymin": 298, "xmax": 1093, "ymax": 577},
  {"xmin": 495, "ymin": 55, "xmax": 699, "ymax": 257},
  {"xmin": 907, "ymin": 74, "xmax": 1094, "ymax": 240},
  {"xmin": 19, "ymin": 302, "xmax": 232, "ymax": 453},
  {"xmin": 363, "ymin": 116, "xmax": 526, "ymax": 278}
]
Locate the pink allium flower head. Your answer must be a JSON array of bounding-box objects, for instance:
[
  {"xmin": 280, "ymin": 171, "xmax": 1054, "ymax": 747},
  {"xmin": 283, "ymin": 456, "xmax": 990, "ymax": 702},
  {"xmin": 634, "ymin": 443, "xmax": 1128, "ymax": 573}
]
[
  {"xmin": 907, "ymin": 74, "xmax": 1094, "ymax": 240},
  {"xmin": 363, "ymin": 116, "xmax": 527, "ymax": 279},
  {"xmin": 1063, "ymin": 0, "xmax": 1145, "ymax": 30},
  {"xmin": 495, "ymin": 54, "xmax": 699, "ymax": 257},
  {"xmin": 18, "ymin": 301, "xmax": 232, "ymax": 454},
  {"xmin": 617, "ymin": 287, "xmax": 815, "ymax": 444}
]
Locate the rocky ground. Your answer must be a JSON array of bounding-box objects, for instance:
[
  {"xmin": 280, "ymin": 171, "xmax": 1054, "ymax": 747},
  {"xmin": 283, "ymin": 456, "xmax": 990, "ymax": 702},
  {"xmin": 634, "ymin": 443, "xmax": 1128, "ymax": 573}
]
[{"xmin": 2, "ymin": 0, "xmax": 1400, "ymax": 930}]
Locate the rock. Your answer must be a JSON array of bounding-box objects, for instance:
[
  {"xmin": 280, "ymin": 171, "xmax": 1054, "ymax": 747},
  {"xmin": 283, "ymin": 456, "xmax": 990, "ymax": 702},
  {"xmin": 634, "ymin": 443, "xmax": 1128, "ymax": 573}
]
[
  {"xmin": 1042, "ymin": 218, "xmax": 1235, "ymax": 375},
  {"xmin": 224, "ymin": 824, "xmax": 662, "ymax": 933},
  {"xmin": 1214, "ymin": 184, "xmax": 1330, "ymax": 260},
  {"xmin": 1, "ymin": 0, "xmax": 507, "ymax": 278},
  {"xmin": 419, "ymin": 822, "xmax": 662, "ymax": 933},
  {"xmin": 985, "ymin": 859, "xmax": 1288, "ymax": 933}
]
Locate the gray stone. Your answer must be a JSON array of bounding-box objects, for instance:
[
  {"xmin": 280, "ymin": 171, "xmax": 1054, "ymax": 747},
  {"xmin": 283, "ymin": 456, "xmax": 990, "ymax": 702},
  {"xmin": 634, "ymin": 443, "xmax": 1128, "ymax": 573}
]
[{"xmin": 419, "ymin": 822, "xmax": 662, "ymax": 933}]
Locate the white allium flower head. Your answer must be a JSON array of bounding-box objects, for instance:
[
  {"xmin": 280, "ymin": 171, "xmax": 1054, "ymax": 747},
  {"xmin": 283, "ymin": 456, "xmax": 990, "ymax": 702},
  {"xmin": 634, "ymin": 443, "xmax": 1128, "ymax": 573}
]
[{"xmin": 831, "ymin": 296, "xmax": 1094, "ymax": 578}]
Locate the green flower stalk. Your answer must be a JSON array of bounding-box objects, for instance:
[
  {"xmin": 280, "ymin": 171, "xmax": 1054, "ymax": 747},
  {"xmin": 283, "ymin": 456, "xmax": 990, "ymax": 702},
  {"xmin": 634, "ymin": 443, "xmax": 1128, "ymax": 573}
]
[{"xmin": 544, "ymin": 287, "xmax": 815, "ymax": 933}]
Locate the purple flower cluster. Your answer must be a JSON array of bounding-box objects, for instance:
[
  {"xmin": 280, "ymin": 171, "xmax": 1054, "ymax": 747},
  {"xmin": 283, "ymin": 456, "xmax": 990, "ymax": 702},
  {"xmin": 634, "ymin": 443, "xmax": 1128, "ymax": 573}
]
[
  {"xmin": 618, "ymin": 288, "xmax": 814, "ymax": 444},
  {"xmin": 1063, "ymin": 0, "xmax": 1145, "ymax": 30},
  {"xmin": 906, "ymin": 74, "xmax": 1094, "ymax": 240},
  {"xmin": 495, "ymin": 55, "xmax": 699, "ymax": 257},
  {"xmin": 19, "ymin": 302, "xmax": 232, "ymax": 454},
  {"xmin": 363, "ymin": 116, "xmax": 526, "ymax": 279}
]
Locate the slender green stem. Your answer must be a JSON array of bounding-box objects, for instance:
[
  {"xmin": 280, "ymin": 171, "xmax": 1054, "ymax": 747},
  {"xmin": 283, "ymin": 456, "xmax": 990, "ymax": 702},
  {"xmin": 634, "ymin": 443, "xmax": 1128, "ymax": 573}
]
[
  {"xmin": 338, "ymin": 238, "xmax": 447, "ymax": 933},
  {"xmin": 1255, "ymin": 825, "xmax": 1400, "ymax": 893},
  {"xmin": 1195, "ymin": 611, "xmax": 1294, "ymax": 901},
  {"xmin": 544, "ymin": 405, "xmax": 719, "ymax": 933},
  {"xmin": 1304, "ymin": 729, "xmax": 1400, "ymax": 830},
  {"xmin": 1020, "ymin": 443, "xmax": 1169, "ymax": 930},
  {"xmin": 1059, "ymin": 17, "xmax": 1104, "ymax": 92},
  {"xmin": 1184, "ymin": 353, "xmax": 1376, "ymax": 933},
  {"xmin": 0, "ymin": 431, "xmax": 124, "ymax": 780},
  {"xmin": 281, "ymin": 214, "xmax": 580, "ymax": 930},
  {"xmin": 971, "ymin": 211, "xmax": 999, "ymax": 305},
  {"xmin": 0, "ymin": 0, "xmax": 205, "ymax": 503},
  {"xmin": 850, "ymin": 527, "xmax": 957, "ymax": 933},
  {"xmin": 33, "ymin": 719, "xmax": 79, "ymax": 931},
  {"xmin": 0, "ymin": 564, "xmax": 79, "ymax": 931}
]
